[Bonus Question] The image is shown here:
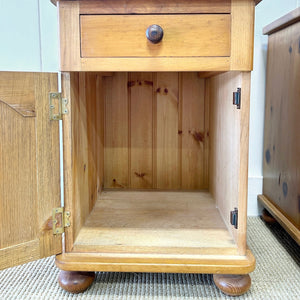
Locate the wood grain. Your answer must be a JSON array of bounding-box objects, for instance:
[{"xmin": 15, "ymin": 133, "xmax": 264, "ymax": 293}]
[
  {"xmin": 80, "ymin": 14, "xmax": 231, "ymax": 58},
  {"xmin": 104, "ymin": 73, "xmax": 129, "ymax": 189},
  {"xmin": 79, "ymin": 0, "xmax": 231, "ymax": 14},
  {"xmin": 73, "ymin": 191, "xmax": 236, "ymax": 252},
  {"xmin": 213, "ymin": 274, "xmax": 251, "ymax": 296},
  {"xmin": 230, "ymin": 0, "xmax": 254, "ymax": 70},
  {"xmin": 203, "ymin": 79, "xmax": 210, "ymax": 188},
  {"xmin": 181, "ymin": 73, "xmax": 206, "ymax": 189},
  {"xmin": 262, "ymin": 21, "xmax": 300, "ymax": 230},
  {"xmin": 54, "ymin": 0, "xmax": 262, "ymax": 13},
  {"xmin": 208, "ymin": 71, "xmax": 251, "ymax": 254},
  {"xmin": 75, "ymin": 73, "xmax": 90, "ymax": 242},
  {"xmin": 156, "ymin": 73, "xmax": 180, "ymax": 189},
  {"xmin": 58, "ymin": 270, "xmax": 95, "ymax": 293},
  {"xmin": 209, "ymin": 72, "xmax": 240, "ymax": 242},
  {"xmin": 237, "ymin": 72, "xmax": 251, "ymax": 254},
  {"xmin": 58, "ymin": 0, "xmax": 255, "ymax": 71},
  {"xmin": 35, "ymin": 73, "xmax": 63, "ymax": 258},
  {"xmin": 102, "ymin": 72, "xmax": 208, "ymax": 190},
  {"xmin": 0, "ymin": 240, "xmax": 40, "ymax": 270},
  {"xmin": 0, "ymin": 72, "xmax": 61, "ymax": 269},
  {"xmin": 61, "ymin": 70, "xmax": 252, "ymax": 264},
  {"xmin": 96, "ymin": 74, "xmax": 105, "ymax": 195},
  {"xmin": 56, "ymin": 249, "xmax": 255, "ymax": 274},
  {"xmin": 62, "ymin": 72, "xmax": 104, "ymax": 252},
  {"xmin": 85, "ymin": 73, "xmax": 98, "ymax": 210},
  {"xmin": 63, "ymin": 56, "xmax": 231, "ymax": 72},
  {"xmin": 0, "ymin": 72, "xmax": 36, "ymax": 116},
  {"xmin": 61, "ymin": 72, "xmax": 76, "ymax": 252},
  {"xmin": 50, "ymin": 0, "xmax": 262, "ymax": 9},
  {"xmin": 130, "ymin": 73, "xmax": 154, "ymax": 189},
  {"xmin": 59, "ymin": 1, "xmax": 81, "ymax": 71}
]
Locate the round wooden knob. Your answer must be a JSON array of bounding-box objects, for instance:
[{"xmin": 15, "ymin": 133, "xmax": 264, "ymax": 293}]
[{"xmin": 146, "ymin": 24, "xmax": 164, "ymax": 44}]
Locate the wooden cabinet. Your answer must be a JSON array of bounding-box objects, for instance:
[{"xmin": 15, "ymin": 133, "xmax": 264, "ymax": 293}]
[
  {"xmin": 0, "ymin": 0, "xmax": 261, "ymax": 296},
  {"xmin": 58, "ymin": 0, "xmax": 255, "ymax": 71},
  {"xmin": 258, "ymin": 8, "xmax": 300, "ymax": 245}
]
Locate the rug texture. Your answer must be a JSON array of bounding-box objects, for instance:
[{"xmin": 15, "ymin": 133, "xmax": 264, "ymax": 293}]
[{"xmin": 0, "ymin": 217, "xmax": 299, "ymax": 299}]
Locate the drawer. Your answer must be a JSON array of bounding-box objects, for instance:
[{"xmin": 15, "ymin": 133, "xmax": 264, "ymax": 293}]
[{"xmin": 80, "ymin": 14, "xmax": 231, "ymax": 58}]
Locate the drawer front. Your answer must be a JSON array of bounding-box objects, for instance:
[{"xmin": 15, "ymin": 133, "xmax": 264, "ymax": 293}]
[{"xmin": 80, "ymin": 14, "xmax": 231, "ymax": 58}]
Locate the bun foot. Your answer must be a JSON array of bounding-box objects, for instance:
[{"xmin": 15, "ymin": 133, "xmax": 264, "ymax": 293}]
[
  {"xmin": 58, "ymin": 270, "xmax": 95, "ymax": 293},
  {"xmin": 213, "ymin": 274, "xmax": 251, "ymax": 296},
  {"xmin": 261, "ymin": 208, "xmax": 276, "ymax": 224}
]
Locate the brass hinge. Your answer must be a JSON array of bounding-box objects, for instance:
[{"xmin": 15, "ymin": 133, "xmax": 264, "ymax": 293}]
[
  {"xmin": 230, "ymin": 208, "xmax": 238, "ymax": 229},
  {"xmin": 52, "ymin": 207, "xmax": 71, "ymax": 235},
  {"xmin": 233, "ymin": 88, "xmax": 241, "ymax": 109},
  {"xmin": 49, "ymin": 92, "xmax": 68, "ymax": 120}
]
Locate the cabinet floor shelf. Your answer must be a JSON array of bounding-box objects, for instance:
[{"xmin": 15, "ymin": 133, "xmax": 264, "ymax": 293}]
[{"xmin": 72, "ymin": 191, "xmax": 237, "ymax": 255}]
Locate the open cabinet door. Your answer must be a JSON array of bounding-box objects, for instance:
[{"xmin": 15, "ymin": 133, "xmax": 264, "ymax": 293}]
[{"xmin": 0, "ymin": 72, "xmax": 62, "ymax": 269}]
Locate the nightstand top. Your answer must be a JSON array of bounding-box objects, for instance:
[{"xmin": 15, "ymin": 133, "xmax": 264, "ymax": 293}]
[{"xmin": 51, "ymin": 0, "xmax": 263, "ymax": 6}]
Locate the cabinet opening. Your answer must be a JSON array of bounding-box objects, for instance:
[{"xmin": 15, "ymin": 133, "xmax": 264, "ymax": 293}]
[{"xmin": 64, "ymin": 71, "xmax": 247, "ymax": 256}]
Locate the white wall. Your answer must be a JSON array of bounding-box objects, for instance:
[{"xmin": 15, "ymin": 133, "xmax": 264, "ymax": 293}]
[
  {"xmin": 0, "ymin": 0, "xmax": 58, "ymax": 72},
  {"xmin": 0, "ymin": 0, "xmax": 299, "ymax": 215}
]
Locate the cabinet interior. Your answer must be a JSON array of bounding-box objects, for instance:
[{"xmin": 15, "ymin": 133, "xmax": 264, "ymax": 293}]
[{"xmin": 65, "ymin": 71, "xmax": 244, "ymax": 255}]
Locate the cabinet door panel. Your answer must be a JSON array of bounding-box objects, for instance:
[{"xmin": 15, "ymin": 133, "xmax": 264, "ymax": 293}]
[{"xmin": 0, "ymin": 72, "xmax": 61, "ymax": 270}]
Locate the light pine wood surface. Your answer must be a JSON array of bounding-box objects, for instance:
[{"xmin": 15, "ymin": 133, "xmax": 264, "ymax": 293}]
[
  {"xmin": 73, "ymin": 190, "xmax": 236, "ymax": 253},
  {"xmin": 181, "ymin": 73, "xmax": 206, "ymax": 189},
  {"xmin": 103, "ymin": 72, "xmax": 208, "ymax": 190},
  {"xmin": 103, "ymin": 73, "xmax": 129, "ymax": 189},
  {"xmin": 62, "ymin": 71, "xmax": 250, "ymax": 259},
  {"xmin": 62, "ymin": 72, "xmax": 106, "ymax": 252},
  {"xmin": 59, "ymin": 1, "xmax": 81, "ymax": 71},
  {"xmin": 59, "ymin": 190, "xmax": 255, "ymax": 274},
  {"xmin": 129, "ymin": 73, "xmax": 154, "ymax": 189},
  {"xmin": 56, "ymin": 248, "xmax": 255, "ymax": 274},
  {"xmin": 58, "ymin": 0, "xmax": 255, "ymax": 71},
  {"xmin": 230, "ymin": 0, "xmax": 255, "ymax": 70},
  {"xmin": 54, "ymin": 0, "xmax": 264, "ymax": 13},
  {"xmin": 78, "ymin": 0, "xmax": 231, "ymax": 14},
  {"xmin": 261, "ymin": 18, "xmax": 300, "ymax": 240},
  {"xmin": 79, "ymin": 57, "xmax": 231, "ymax": 72},
  {"xmin": 61, "ymin": 72, "xmax": 76, "ymax": 252},
  {"xmin": 155, "ymin": 72, "xmax": 179, "ymax": 189},
  {"xmin": 80, "ymin": 14, "xmax": 231, "ymax": 58},
  {"xmin": 208, "ymin": 71, "xmax": 251, "ymax": 254},
  {"xmin": 0, "ymin": 72, "xmax": 61, "ymax": 269},
  {"xmin": 52, "ymin": 0, "xmax": 263, "ymax": 12}
]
